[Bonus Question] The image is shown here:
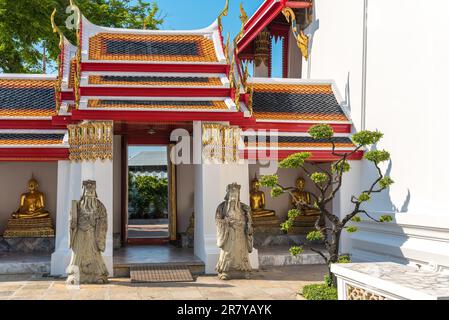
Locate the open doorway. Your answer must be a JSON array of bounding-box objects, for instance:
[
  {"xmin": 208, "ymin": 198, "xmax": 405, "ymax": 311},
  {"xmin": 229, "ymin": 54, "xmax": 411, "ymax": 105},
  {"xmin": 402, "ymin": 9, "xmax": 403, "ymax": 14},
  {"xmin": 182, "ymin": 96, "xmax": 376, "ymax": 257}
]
[{"xmin": 127, "ymin": 146, "xmax": 169, "ymax": 241}]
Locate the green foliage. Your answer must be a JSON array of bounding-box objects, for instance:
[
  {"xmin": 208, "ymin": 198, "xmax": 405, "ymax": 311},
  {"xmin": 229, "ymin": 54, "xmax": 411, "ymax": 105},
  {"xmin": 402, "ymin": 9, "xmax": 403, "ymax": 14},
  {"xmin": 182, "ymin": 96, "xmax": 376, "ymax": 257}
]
[
  {"xmin": 289, "ymin": 246, "xmax": 304, "ymax": 256},
  {"xmin": 287, "ymin": 209, "xmax": 301, "ymax": 220},
  {"xmin": 128, "ymin": 173, "xmax": 168, "ymax": 219},
  {"xmin": 270, "ymin": 186, "xmax": 284, "ymax": 198},
  {"xmin": 279, "ymin": 152, "xmax": 311, "ymax": 169},
  {"xmin": 308, "ymin": 124, "xmax": 334, "ymax": 139},
  {"xmin": 380, "ymin": 215, "xmax": 393, "ymax": 223},
  {"xmin": 0, "ymin": 0, "xmax": 163, "ymax": 72},
  {"xmin": 338, "ymin": 255, "xmax": 351, "ymax": 263},
  {"xmin": 301, "ymin": 284, "xmax": 337, "ymax": 300},
  {"xmin": 379, "ymin": 176, "xmax": 394, "ymax": 189},
  {"xmin": 310, "ymin": 172, "xmax": 328, "ymax": 184},
  {"xmin": 352, "ymin": 130, "xmax": 383, "ymax": 146},
  {"xmin": 358, "ymin": 192, "xmax": 371, "ymax": 202},
  {"xmin": 331, "ymin": 160, "xmax": 351, "ymax": 174},
  {"xmin": 351, "ymin": 215, "xmax": 361, "ymax": 222},
  {"xmin": 365, "ymin": 150, "xmax": 391, "ymax": 163},
  {"xmin": 306, "ymin": 230, "xmax": 324, "ymax": 242},
  {"xmin": 324, "ymin": 275, "xmax": 333, "ymax": 287},
  {"xmin": 259, "ymin": 175, "xmax": 278, "ymax": 188},
  {"xmin": 345, "ymin": 226, "xmax": 358, "ymax": 233},
  {"xmin": 281, "ymin": 220, "xmax": 293, "ymax": 232}
]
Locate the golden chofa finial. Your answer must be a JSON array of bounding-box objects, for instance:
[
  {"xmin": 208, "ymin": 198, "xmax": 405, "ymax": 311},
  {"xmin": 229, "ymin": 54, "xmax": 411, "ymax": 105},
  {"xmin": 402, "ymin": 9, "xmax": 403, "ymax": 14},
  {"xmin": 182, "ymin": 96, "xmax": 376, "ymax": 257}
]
[
  {"xmin": 50, "ymin": 8, "xmax": 64, "ymax": 48},
  {"xmin": 218, "ymin": 0, "xmax": 229, "ymax": 31},
  {"xmin": 239, "ymin": 2, "xmax": 248, "ymax": 28}
]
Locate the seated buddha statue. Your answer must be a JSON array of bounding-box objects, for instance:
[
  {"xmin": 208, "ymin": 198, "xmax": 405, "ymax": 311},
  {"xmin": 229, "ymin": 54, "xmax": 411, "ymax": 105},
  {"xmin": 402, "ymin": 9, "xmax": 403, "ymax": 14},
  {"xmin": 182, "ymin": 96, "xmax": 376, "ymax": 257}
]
[
  {"xmin": 250, "ymin": 175, "xmax": 276, "ymax": 218},
  {"xmin": 291, "ymin": 177, "xmax": 319, "ymax": 215},
  {"xmin": 12, "ymin": 176, "xmax": 50, "ymax": 219}
]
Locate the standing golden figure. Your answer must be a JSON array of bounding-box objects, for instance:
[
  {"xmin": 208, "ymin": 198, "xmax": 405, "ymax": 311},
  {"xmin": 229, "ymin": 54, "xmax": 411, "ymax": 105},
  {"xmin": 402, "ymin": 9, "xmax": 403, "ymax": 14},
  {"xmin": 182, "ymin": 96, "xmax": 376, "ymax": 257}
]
[
  {"xmin": 216, "ymin": 183, "xmax": 253, "ymax": 280},
  {"xmin": 3, "ymin": 176, "xmax": 54, "ymax": 238},
  {"xmin": 66, "ymin": 180, "xmax": 109, "ymax": 285}
]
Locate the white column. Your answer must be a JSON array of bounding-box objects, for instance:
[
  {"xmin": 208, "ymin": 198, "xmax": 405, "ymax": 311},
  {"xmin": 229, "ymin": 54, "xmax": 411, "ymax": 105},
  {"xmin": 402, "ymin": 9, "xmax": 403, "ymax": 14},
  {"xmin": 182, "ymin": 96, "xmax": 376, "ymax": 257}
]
[
  {"xmin": 51, "ymin": 159, "xmax": 114, "ymax": 276},
  {"xmin": 334, "ymin": 160, "xmax": 363, "ymax": 255},
  {"xmin": 193, "ymin": 122, "xmax": 259, "ymax": 274}
]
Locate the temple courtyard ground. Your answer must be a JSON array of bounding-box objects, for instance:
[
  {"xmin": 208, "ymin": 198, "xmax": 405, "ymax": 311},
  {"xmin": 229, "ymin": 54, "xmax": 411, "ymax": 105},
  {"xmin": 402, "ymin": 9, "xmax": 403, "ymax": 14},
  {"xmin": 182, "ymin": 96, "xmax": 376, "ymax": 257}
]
[{"xmin": 0, "ymin": 264, "xmax": 327, "ymax": 300}]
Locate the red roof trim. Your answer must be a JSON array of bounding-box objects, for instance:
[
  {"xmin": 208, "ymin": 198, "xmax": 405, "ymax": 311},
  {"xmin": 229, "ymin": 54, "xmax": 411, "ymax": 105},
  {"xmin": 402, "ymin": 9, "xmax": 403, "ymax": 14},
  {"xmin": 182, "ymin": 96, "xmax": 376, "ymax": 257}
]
[
  {"xmin": 81, "ymin": 62, "xmax": 228, "ymax": 74},
  {"xmin": 242, "ymin": 149, "xmax": 364, "ymax": 161},
  {"xmin": 0, "ymin": 148, "xmax": 69, "ymax": 162},
  {"xmin": 79, "ymin": 87, "xmax": 231, "ymax": 98},
  {"xmin": 237, "ymin": 0, "xmax": 313, "ymax": 53},
  {"xmin": 240, "ymin": 122, "xmax": 352, "ymax": 134},
  {"xmin": 0, "ymin": 120, "xmax": 66, "ymax": 130},
  {"xmin": 71, "ymin": 109, "xmax": 249, "ymax": 125}
]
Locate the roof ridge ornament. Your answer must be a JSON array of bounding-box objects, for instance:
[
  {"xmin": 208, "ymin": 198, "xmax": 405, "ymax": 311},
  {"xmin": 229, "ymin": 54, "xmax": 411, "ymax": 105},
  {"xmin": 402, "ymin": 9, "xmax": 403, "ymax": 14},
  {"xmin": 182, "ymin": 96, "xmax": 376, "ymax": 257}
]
[
  {"xmin": 217, "ymin": 0, "xmax": 229, "ymax": 32},
  {"xmin": 51, "ymin": 8, "xmax": 64, "ymax": 113},
  {"xmin": 282, "ymin": 7, "xmax": 309, "ymax": 60},
  {"xmin": 67, "ymin": 0, "xmax": 82, "ymax": 109}
]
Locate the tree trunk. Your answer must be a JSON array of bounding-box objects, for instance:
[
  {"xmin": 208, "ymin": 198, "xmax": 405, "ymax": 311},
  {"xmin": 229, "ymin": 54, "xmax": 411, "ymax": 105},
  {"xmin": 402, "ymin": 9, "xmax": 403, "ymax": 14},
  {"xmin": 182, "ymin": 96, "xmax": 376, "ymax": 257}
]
[{"xmin": 328, "ymin": 228, "xmax": 342, "ymax": 287}]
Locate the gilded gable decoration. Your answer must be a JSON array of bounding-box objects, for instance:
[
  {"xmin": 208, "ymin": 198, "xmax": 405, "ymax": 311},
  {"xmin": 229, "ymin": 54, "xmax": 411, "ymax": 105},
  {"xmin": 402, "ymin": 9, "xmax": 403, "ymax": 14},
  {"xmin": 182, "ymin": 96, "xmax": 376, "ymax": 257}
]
[
  {"xmin": 202, "ymin": 123, "xmax": 242, "ymax": 164},
  {"xmin": 68, "ymin": 121, "xmax": 114, "ymax": 162}
]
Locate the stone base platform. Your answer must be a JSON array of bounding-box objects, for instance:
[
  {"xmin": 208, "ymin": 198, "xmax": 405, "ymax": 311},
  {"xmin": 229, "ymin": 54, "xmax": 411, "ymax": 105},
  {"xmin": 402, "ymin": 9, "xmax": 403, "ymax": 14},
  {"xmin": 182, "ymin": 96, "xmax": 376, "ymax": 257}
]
[
  {"xmin": 3, "ymin": 217, "xmax": 55, "ymax": 238},
  {"xmin": 0, "ymin": 252, "xmax": 51, "ymax": 275},
  {"xmin": 253, "ymin": 215, "xmax": 283, "ymax": 235},
  {"xmin": 254, "ymin": 233, "xmax": 305, "ymax": 247},
  {"xmin": 0, "ymin": 236, "xmax": 55, "ymax": 253},
  {"xmin": 287, "ymin": 214, "xmax": 323, "ymax": 235},
  {"xmin": 258, "ymin": 245, "xmax": 328, "ymax": 267}
]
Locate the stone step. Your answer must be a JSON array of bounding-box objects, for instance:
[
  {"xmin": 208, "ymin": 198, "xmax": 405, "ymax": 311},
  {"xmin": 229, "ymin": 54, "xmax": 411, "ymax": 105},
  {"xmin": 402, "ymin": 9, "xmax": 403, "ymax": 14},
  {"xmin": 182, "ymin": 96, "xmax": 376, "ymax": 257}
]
[
  {"xmin": 0, "ymin": 253, "xmax": 51, "ymax": 275},
  {"xmin": 254, "ymin": 234, "xmax": 306, "ymax": 247},
  {"xmin": 258, "ymin": 246, "xmax": 328, "ymax": 267}
]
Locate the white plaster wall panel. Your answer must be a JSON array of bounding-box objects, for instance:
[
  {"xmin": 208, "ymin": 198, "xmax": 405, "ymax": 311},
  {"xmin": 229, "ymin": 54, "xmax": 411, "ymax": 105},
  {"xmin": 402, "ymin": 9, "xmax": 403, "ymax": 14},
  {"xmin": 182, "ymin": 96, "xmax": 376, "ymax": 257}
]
[
  {"xmin": 112, "ymin": 136, "xmax": 122, "ymax": 234},
  {"xmin": 176, "ymin": 164, "xmax": 195, "ymax": 234},
  {"xmin": 0, "ymin": 162, "xmax": 58, "ymax": 235},
  {"xmin": 311, "ymin": 0, "xmax": 365, "ymax": 130}
]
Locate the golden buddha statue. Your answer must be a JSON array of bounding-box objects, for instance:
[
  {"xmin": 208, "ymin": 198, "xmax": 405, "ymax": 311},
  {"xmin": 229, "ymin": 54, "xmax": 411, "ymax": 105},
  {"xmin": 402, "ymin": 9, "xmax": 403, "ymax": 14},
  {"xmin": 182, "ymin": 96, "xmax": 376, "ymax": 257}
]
[
  {"xmin": 289, "ymin": 177, "xmax": 322, "ymax": 235},
  {"xmin": 3, "ymin": 176, "xmax": 55, "ymax": 238},
  {"xmin": 291, "ymin": 177, "xmax": 315, "ymax": 212},
  {"xmin": 12, "ymin": 176, "xmax": 50, "ymax": 219},
  {"xmin": 250, "ymin": 175, "xmax": 276, "ymax": 218}
]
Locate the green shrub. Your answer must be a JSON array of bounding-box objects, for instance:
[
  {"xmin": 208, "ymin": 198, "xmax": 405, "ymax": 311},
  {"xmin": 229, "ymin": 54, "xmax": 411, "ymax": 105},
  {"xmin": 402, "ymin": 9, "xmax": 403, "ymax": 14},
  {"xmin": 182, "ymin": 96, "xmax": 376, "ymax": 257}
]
[{"xmin": 301, "ymin": 284, "xmax": 338, "ymax": 300}]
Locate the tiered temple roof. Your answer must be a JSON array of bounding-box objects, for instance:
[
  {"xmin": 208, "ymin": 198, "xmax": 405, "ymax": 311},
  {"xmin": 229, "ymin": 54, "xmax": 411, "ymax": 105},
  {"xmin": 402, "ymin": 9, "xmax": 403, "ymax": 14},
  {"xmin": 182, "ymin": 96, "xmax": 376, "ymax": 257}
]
[{"xmin": 0, "ymin": 1, "xmax": 362, "ymax": 162}]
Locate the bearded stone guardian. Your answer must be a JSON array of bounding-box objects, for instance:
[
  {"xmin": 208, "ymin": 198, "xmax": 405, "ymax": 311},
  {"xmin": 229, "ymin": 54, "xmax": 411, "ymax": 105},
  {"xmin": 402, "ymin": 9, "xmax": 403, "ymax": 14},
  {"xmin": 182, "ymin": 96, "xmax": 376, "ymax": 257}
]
[
  {"xmin": 216, "ymin": 183, "xmax": 253, "ymax": 280},
  {"xmin": 66, "ymin": 180, "xmax": 109, "ymax": 285}
]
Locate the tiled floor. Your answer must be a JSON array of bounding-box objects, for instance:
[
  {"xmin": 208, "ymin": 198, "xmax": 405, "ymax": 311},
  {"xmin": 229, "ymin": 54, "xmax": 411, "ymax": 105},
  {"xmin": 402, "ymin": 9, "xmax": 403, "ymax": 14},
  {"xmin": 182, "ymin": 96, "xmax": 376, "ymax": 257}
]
[
  {"xmin": 113, "ymin": 245, "xmax": 203, "ymax": 266},
  {"xmin": 0, "ymin": 265, "xmax": 328, "ymax": 300}
]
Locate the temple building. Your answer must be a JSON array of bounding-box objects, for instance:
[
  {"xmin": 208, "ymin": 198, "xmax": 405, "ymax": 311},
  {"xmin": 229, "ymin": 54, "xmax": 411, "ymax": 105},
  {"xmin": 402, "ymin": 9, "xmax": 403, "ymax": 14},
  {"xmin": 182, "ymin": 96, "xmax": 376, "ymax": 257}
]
[{"xmin": 1, "ymin": 0, "xmax": 445, "ymax": 278}]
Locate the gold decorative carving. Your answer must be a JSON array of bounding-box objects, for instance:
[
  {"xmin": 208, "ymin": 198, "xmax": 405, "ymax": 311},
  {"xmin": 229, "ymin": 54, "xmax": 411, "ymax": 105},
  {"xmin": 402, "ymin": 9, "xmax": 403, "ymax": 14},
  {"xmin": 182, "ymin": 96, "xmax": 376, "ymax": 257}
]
[
  {"xmin": 202, "ymin": 123, "xmax": 241, "ymax": 164},
  {"xmin": 69, "ymin": 0, "xmax": 82, "ymax": 109},
  {"xmin": 68, "ymin": 121, "xmax": 114, "ymax": 162},
  {"xmin": 224, "ymin": 33, "xmax": 230, "ymax": 65},
  {"xmin": 217, "ymin": 0, "xmax": 229, "ymax": 32},
  {"xmin": 346, "ymin": 284, "xmax": 387, "ymax": 300},
  {"xmin": 247, "ymin": 87, "xmax": 254, "ymax": 116},
  {"xmin": 254, "ymin": 28, "xmax": 271, "ymax": 67},
  {"xmin": 282, "ymin": 7, "xmax": 309, "ymax": 61},
  {"xmin": 51, "ymin": 8, "xmax": 64, "ymax": 113}
]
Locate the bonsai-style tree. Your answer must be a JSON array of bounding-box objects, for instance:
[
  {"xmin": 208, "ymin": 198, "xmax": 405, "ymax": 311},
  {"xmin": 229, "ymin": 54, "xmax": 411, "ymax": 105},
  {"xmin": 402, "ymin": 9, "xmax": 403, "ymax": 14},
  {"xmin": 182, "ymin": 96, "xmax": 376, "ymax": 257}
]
[{"xmin": 260, "ymin": 124, "xmax": 394, "ymax": 286}]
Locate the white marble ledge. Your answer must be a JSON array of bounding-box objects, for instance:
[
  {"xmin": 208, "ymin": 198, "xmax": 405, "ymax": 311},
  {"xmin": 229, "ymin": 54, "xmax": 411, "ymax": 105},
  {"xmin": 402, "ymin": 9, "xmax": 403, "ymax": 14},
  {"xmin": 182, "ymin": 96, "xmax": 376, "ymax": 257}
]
[{"xmin": 331, "ymin": 262, "xmax": 449, "ymax": 300}]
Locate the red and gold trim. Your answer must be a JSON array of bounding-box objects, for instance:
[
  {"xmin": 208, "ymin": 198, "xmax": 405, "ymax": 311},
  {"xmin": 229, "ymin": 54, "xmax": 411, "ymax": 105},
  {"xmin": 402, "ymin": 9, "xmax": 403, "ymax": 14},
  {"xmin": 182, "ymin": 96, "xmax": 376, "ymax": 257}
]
[
  {"xmin": 88, "ymin": 75, "xmax": 223, "ymax": 87},
  {"xmin": 87, "ymin": 100, "xmax": 228, "ymax": 111}
]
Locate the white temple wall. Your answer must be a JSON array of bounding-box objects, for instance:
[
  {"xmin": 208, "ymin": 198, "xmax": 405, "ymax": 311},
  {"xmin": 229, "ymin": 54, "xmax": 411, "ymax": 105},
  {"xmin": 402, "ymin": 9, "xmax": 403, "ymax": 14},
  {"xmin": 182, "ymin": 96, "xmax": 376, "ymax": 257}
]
[
  {"xmin": 288, "ymin": 31, "xmax": 302, "ymax": 78},
  {"xmin": 176, "ymin": 164, "xmax": 195, "ymax": 234},
  {"xmin": 311, "ymin": 0, "xmax": 449, "ymax": 270},
  {"xmin": 51, "ymin": 159, "xmax": 114, "ymax": 276},
  {"xmin": 112, "ymin": 136, "xmax": 122, "ymax": 236},
  {"xmin": 193, "ymin": 121, "xmax": 258, "ymax": 274},
  {"xmin": 0, "ymin": 162, "xmax": 58, "ymax": 235}
]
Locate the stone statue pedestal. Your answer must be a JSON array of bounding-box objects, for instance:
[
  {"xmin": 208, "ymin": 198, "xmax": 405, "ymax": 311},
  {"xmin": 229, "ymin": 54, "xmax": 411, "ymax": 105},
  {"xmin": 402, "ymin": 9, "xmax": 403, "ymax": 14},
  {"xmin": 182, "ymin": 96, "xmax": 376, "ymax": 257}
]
[
  {"xmin": 287, "ymin": 211, "xmax": 323, "ymax": 235},
  {"xmin": 3, "ymin": 217, "xmax": 55, "ymax": 238},
  {"xmin": 252, "ymin": 215, "xmax": 283, "ymax": 235},
  {"xmin": 0, "ymin": 236, "xmax": 55, "ymax": 253}
]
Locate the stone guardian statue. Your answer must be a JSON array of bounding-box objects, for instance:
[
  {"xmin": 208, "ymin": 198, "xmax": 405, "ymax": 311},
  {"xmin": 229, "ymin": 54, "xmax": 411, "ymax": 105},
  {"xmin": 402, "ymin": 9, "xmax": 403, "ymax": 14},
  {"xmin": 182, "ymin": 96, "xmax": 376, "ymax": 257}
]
[
  {"xmin": 66, "ymin": 180, "xmax": 109, "ymax": 285},
  {"xmin": 215, "ymin": 183, "xmax": 253, "ymax": 280}
]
